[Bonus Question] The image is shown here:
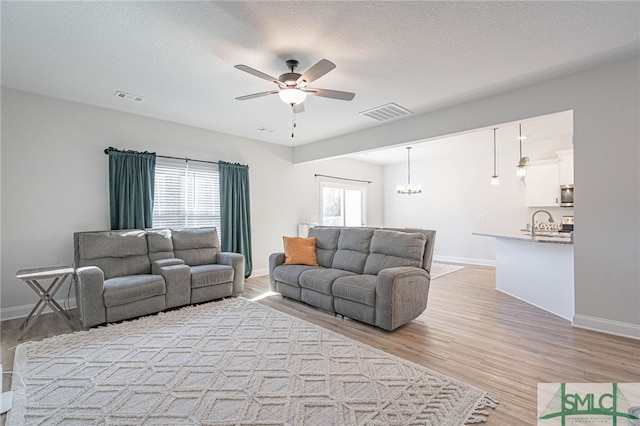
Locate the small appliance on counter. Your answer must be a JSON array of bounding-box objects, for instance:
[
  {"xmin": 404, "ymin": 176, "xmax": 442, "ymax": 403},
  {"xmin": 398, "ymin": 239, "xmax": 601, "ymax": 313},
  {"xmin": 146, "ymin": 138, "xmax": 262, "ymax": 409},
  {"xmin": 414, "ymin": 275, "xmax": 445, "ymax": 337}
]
[{"xmin": 560, "ymin": 215, "xmax": 574, "ymax": 233}]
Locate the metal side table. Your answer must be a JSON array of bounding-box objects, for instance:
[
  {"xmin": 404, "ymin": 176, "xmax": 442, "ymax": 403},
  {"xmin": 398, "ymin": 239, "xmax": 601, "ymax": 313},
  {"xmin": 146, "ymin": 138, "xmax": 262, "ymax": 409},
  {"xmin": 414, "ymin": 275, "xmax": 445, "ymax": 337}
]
[{"xmin": 16, "ymin": 266, "xmax": 75, "ymax": 340}]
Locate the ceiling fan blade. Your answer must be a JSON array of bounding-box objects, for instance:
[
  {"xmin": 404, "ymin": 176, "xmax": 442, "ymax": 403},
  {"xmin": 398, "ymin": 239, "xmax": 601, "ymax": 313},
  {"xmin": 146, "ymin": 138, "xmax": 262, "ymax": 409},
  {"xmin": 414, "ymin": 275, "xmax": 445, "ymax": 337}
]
[
  {"xmin": 296, "ymin": 59, "xmax": 336, "ymax": 85},
  {"xmin": 234, "ymin": 65, "xmax": 284, "ymax": 87},
  {"xmin": 235, "ymin": 90, "xmax": 278, "ymax": 101},
  {"xmin": 293, "ymin": 103, "xmax": 305, "ymax": 113},
  {"xmin": 305, "ymin": 88, "xmax": 355, "ymax": 101}
]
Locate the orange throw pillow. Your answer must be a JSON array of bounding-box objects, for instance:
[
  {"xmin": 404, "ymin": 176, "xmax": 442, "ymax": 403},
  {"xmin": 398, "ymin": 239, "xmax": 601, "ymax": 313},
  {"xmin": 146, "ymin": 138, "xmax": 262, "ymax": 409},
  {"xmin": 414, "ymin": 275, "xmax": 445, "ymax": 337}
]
[{"xmin": 283, "ymin": 236, "xmax": 318, "ymax": 266}]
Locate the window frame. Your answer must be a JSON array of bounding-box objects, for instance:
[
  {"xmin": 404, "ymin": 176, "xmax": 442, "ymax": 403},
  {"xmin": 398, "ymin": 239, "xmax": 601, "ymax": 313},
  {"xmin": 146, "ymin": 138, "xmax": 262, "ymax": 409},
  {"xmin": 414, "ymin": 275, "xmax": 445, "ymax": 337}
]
[{"xmin": 319, "ymin": 180, "xmax": 367, "ymax": 227}]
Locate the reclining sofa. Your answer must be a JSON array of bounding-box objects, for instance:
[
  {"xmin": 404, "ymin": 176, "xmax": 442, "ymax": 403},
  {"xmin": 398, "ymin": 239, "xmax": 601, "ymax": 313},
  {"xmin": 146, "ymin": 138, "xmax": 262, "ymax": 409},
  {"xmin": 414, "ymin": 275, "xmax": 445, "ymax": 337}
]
[
  {"xmin": 74, "ymin": 227, "xmax": 244, "ymax": 328},
  {"xmin": 269, "ymin": 227, "xmax": 436, "ymax": 331}
]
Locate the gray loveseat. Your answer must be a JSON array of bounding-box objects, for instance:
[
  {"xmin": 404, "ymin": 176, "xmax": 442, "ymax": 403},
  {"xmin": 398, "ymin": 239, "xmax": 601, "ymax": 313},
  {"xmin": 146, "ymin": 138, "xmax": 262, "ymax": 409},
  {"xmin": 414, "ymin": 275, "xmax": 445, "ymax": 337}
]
[
  {"xmin": 269, "ymin": 227, "xmax": 436, "ymax": 331},
  {"xmin": 74, "ymin": 227, "xmax": 244, "ymax": 328}
]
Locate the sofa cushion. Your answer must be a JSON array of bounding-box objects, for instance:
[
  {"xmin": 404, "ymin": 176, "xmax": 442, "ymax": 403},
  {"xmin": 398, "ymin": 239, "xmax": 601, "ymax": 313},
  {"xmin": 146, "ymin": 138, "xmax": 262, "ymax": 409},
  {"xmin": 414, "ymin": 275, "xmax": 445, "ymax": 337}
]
[
  {"xmin": 273, "ymin": 264, "xmax": 318, "ymax": 286},
  {"xmin": 103, "ymin": 274, "xmax": 165, "ymax": 307},
  {"xmin": 146, "ymin": 228, "xmax": 175, "ymax": 263},
  {"xmin": 331, "ymin": 228, "xmax": 374, "ymax": 274},
  {"xmin": 77, "ymin": 231, "xmax": 151, "ymax": 279},
  {"xmin": 172, "ymin": 227, "xmax": 220, "ymax": 266},
  {"xmin": 79, "ymin": 230, "xmax": 148, "ymax": 260},
  {"xmin": 283, "ymin": 236, "xmax": 318, "ymax": 266},
  {"xmin": 308, "ymin": 227, "xmax": 341, "ymax": 268},
  {"xmin": 363, "ymin": 230, "xmax": 427, "ymax": 275},
  {"xmin": 332, "ymin": 275, "xmax": 377, "ymax": 307},
  {"xmin": 299, "ymin": 268, "xmax": 356, "ymax": 295},
  {"xmin": 190, "ymin": 264, "xmax": 234, "ymax": 289}
]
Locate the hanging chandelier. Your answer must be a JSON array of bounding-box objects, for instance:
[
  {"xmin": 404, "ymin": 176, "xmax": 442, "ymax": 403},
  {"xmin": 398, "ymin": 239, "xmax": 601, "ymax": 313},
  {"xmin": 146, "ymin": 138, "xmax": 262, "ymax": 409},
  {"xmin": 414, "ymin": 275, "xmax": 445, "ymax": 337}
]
[
  {"xmin": 516, "ymin": 123, "xmax": 528, "ymax": 177},
  {"xmin": 491, "ymin": 128, "xmax": 499, "ymax": 185},
  {"xmin": 397, "ymin": 147, "xmax": 422, "ymax": 195}
]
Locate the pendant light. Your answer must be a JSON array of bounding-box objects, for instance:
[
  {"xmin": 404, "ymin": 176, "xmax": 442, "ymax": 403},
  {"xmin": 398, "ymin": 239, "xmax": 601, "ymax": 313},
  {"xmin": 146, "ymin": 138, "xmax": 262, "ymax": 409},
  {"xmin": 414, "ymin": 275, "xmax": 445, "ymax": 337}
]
[
  {"xmin": 491, "ymin": 128, "xmax": 499, "ymax": 185},
  {"xmin": 516, "ymin": 123, "xmax": 528, "ymax": 177},
  {"xmin": 397, "ymin": 147, "xmax": 422, "ymax": 195}
]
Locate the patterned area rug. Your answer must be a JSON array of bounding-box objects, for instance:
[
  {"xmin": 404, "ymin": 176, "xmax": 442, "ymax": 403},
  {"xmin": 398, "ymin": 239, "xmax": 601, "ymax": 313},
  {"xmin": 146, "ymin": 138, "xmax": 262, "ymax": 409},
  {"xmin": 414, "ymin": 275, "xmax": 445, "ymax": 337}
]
[
  {"xmin": 431, "ymin": 262, "xmax": 465, "ymax": 279},
  {"xmin": 9, "ymin": 298, "xmax": 497, "ymax": 425}
]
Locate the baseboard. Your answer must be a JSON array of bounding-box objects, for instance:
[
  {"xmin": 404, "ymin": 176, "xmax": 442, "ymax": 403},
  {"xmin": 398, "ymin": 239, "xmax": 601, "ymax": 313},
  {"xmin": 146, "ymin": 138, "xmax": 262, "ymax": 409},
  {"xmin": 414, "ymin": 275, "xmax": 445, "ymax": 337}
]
[
  {"xmin": 573, "ymin": 314, "xmax": 640, "ymax": 340},
  {"xmin": 433, "ymin": 255, "xmax": 495, "ymax": 267},
  {"xmin": 250, "ymin": 268, "xmax": 269, "ymax": 277},
  {"xmin": 0, "ymin": 298, "xmax": 77, "ymax": 322},
  {"xmin": 496, "ymin": 288, "xmax": 573, "ymax": 322}
]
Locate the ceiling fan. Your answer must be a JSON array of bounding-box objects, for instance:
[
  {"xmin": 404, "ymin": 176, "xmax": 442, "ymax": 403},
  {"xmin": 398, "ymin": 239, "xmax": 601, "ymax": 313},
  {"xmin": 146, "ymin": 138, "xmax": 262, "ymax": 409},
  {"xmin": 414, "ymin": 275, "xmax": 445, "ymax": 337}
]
[{"xmin": 234, "ymin": 59, "xmax": 355, "ymax": 112}]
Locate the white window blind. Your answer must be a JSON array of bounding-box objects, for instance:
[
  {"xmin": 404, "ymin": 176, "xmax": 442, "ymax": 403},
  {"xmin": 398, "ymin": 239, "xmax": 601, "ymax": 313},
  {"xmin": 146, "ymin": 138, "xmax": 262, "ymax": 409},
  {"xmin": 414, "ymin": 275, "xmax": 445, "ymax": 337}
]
[{"xmin": 153, "ymin": 158, "xmax": 221, "ymax": 232}]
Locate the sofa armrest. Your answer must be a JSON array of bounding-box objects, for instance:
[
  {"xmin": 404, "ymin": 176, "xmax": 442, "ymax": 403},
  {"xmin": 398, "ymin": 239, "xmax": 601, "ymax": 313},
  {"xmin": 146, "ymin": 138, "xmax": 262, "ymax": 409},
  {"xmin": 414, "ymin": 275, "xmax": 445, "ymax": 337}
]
[
  {"xmin": 153, "ymin": 260, "xmax": 191, "ymax": 309},
  {"xmin": 74, "ymin": 266, "xmax": 107, "ymax": 328},
  {"xmin": 152, "ymin": 258, "xmax": 185, "ymax": 269},
  {"xmin": 217, "ymin": 252, "xmax": 245, "ymax": 295},
  {"xmin": 268, "ymin": 252, "xmax": 286, "ymax": 291},
  {"xmin": 375, "ymin": 266, "xmax": 431, "ymax": 331}
]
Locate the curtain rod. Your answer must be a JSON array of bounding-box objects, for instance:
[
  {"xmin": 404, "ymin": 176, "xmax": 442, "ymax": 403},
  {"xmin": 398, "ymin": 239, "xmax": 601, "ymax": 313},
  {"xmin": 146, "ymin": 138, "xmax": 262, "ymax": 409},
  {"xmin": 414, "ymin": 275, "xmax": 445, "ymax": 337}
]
[
  {"xmin": 104, "ymin": 148, "xmax": 218, "ymax": 165},
  {"xmin": 314, "ymin": 174, "xmax": 372, "ymax": 184}
]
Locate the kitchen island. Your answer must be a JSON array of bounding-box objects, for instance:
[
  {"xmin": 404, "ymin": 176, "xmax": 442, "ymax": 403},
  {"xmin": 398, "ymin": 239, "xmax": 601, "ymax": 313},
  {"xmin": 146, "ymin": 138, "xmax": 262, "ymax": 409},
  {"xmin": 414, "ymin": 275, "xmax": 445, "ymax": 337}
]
[{"xmin": 473, "ymin": 231, "xmax": 574, "ymax": 321}]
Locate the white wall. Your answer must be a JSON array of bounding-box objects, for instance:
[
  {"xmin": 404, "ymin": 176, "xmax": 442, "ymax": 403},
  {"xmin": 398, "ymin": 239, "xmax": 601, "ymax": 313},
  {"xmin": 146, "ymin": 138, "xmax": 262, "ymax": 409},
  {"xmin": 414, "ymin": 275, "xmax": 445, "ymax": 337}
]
[
  {"xmin": 294, "ymin": 57, "xmax": 640, "ymax": 339},
  {"xmin": 291, "ymin": 160, "xmax": 383, "ymax": 229},
  {"xmin": 0, "ymin": 88, "xmax": 383, "ymax": 318},
  {"xmin": 383, "ymin": 130, "xmax": 573, "ymax": 265}
]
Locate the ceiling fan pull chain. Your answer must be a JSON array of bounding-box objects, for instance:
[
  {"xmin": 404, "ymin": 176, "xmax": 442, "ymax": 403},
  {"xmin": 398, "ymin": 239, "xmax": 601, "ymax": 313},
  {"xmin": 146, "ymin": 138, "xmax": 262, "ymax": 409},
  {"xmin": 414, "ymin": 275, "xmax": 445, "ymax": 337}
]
[{"xmin": 291, "ymin": 104, "xmax": 295, "ymax": 138}]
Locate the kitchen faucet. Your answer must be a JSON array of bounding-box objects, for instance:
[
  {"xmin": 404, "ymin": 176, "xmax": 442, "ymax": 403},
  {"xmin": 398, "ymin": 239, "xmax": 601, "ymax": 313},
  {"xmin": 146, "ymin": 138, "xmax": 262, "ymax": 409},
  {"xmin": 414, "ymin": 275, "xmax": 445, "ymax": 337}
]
[{"xmin": 531, "ymin": 210, "xmax": 554, "ymax": 238}]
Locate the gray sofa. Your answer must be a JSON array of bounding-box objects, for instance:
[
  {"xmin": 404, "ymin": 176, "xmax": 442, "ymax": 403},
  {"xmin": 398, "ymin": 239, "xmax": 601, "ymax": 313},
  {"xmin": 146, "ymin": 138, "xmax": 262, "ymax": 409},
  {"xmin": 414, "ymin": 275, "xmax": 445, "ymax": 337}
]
[
  {"xmin": 74, "ymin": 227, "xmax": 244, "ymax": 328},
  {"xmin": 269, "ymin": 227, "xmax": 436, "ymax": 331}
]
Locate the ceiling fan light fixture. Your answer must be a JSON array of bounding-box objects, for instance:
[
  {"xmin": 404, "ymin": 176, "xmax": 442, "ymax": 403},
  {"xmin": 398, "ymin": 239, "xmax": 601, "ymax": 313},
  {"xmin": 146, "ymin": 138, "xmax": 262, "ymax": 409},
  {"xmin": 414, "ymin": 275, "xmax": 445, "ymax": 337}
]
[{"xmin": 278, "ymin": 88, "xmax": 307, "ymax": 105}]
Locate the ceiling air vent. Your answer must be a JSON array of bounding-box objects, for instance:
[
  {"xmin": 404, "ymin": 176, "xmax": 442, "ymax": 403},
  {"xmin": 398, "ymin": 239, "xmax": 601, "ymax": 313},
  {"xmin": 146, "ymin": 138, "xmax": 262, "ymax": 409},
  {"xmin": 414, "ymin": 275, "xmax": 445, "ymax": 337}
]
[
  {"xmin": 114, "ymin": 91, "xmax": 145, "ymax": 102},
  {"xmin": 359, "ymin": 102, "xmax": 412, "ymax": 122},
  {"xmin": 256, "ymin": 127, "xmax": 276, "ymax": 133}
]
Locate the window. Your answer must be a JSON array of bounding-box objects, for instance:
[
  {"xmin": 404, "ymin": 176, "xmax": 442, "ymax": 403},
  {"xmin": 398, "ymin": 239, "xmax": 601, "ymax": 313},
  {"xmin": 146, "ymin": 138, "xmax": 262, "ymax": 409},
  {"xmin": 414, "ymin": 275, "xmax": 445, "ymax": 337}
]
[
  {"xmin": 153, "ymin": 158, "xmax": 221, "ymax": 231},
  {"xmin": 320, "ymin": 181, "xmax": 366, "ymax": 226}
]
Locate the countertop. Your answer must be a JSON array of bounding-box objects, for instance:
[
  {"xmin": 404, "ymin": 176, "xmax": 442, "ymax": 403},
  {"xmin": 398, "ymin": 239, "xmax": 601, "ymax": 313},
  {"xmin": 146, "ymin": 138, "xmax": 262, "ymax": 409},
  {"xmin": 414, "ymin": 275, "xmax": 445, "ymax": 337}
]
[{"xmin": 472, "ymin": 231, "xmax": 574, "ymax": 245}]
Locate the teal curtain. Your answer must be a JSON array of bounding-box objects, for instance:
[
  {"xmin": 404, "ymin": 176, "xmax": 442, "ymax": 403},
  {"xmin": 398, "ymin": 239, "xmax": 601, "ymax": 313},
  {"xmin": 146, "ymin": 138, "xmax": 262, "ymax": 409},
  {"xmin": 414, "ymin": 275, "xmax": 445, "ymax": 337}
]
[
  {"xmin": 219, "ymin": 161, "xmax": 252, "ymax": 277},
  {"xmin": 108, "ymin": 147, "xmax": 156, "ymax": 230}
]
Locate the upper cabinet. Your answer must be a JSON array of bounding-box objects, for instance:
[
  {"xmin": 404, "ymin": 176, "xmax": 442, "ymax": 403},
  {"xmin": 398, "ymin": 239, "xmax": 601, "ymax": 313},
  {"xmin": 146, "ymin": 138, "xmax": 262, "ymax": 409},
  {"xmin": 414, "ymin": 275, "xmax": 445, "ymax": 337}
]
[
  {"xmin": 525, "ymin": 149, "xmax": 573, "ymax": 207},
  {"xmin": 526, "ymin": 159, "xmax": 560, "ymax": 207},
  {"xmin": 557, "ymin": 149, "xmax": 574, "ymax": 185}
]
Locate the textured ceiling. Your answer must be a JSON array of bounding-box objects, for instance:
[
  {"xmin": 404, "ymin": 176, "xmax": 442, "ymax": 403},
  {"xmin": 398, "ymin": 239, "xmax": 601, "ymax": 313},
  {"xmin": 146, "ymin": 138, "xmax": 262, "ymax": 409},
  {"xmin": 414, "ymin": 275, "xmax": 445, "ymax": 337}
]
[{"xmin": 1, "ymin": 2, "xmax": 638, "ymax": 148}]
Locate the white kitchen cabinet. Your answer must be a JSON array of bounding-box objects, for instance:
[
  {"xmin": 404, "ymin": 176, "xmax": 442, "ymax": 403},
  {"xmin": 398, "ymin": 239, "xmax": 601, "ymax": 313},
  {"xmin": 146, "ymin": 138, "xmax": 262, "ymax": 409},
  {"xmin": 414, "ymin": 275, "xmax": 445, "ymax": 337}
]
[
  {"xmin": 526, "ymin": 159, "xmax": 559, "ymax": 207},
  {"xmin": 557, "ymin": 149, "xmax": 574, "ymax": 185}
]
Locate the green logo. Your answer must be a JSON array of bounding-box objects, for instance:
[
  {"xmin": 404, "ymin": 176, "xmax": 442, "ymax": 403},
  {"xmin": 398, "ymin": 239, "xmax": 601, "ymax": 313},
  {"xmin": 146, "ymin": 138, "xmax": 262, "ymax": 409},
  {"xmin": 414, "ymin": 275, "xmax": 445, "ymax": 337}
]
[{"xmin": 538, "ymin": 383, "xmax": 640, "ymax": 425}]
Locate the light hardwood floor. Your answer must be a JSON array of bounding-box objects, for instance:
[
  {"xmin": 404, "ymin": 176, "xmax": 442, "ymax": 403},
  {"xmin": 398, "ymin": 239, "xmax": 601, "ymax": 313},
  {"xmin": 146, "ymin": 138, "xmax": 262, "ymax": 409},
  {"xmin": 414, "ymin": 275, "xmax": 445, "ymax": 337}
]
[{"xmin": 2, "ymin": 264, "xmax": 639, "ymax": 425}]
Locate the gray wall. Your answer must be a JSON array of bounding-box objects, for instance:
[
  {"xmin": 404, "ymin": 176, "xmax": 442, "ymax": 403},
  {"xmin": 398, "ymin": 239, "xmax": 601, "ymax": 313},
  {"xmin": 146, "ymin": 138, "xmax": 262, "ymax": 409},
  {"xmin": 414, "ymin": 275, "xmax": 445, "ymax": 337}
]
[
  {"xmin": 0, "ymin": 88, "xmax": 383, "ymax": 318},
  {"xmin": 295, "ymin": 57, "xmax": 640, "ymax": 338}
]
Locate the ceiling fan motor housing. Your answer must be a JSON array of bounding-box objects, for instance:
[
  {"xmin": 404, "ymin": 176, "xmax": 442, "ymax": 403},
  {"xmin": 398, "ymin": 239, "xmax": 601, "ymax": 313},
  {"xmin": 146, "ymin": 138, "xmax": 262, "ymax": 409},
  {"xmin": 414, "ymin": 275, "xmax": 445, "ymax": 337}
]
[{"xmin": 279, "ymin": 72, "xmax": 301, "ymax": 86}]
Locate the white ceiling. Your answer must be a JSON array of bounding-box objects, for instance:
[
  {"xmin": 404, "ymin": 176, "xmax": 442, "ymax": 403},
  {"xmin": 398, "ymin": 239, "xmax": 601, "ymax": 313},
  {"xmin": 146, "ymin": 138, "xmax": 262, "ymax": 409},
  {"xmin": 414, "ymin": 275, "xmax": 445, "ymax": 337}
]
[{"xmin": 1, "ymin": 2, "xmax": 638, "ymax": 149}]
